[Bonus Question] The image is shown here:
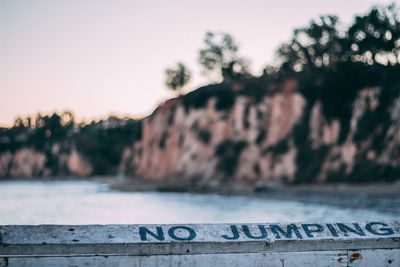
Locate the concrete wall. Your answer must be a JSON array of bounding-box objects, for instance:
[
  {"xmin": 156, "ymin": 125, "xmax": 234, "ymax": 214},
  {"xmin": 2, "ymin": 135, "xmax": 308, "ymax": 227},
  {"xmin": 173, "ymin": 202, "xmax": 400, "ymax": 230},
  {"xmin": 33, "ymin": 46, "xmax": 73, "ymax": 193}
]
[{"xmin": 1, "ymin": 221, "xmax": 399, "ymax": 266}]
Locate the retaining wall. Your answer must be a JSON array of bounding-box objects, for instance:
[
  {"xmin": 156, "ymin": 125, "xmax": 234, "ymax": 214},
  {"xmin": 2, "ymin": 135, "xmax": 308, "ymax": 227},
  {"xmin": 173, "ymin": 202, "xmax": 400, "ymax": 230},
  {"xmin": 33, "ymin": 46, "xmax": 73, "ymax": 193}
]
[{"xmin": 1, "ymin": 221, "xmax": 399, "ymax": 266}]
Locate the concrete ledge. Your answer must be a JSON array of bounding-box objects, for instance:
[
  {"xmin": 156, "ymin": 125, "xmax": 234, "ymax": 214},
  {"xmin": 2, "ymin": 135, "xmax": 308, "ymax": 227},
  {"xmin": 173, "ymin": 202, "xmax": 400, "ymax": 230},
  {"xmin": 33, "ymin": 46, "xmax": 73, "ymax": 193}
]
[{"xmin": 1, "ymin": 221, "xmax": 399, "ymax": 266}]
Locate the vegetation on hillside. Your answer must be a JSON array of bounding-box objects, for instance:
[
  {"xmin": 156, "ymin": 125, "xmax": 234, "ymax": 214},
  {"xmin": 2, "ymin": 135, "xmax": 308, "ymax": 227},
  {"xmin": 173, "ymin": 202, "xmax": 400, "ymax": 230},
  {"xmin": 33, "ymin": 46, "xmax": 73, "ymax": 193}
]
[
  {"xmin": 173, "ymin": 3, "xmax": 400, "ymax": 183},
  {"xmin": 169, "ymin": 3, "xmax": 400, "ymax": 121},
  {"xmin": 0, "ymin": 113, "xmax": 142, "ymax": 175},
  {"xmin": 165, "ymin": 62, "xmax": 191, "ymax": 95}
]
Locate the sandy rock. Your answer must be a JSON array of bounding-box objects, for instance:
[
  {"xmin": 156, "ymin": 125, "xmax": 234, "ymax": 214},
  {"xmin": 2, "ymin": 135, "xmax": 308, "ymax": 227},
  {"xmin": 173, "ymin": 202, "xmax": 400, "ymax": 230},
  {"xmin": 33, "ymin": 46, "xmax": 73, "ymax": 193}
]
[
  {"xmin": 67, "ymin": 148, "xmax": 93, "ymax": 176},
  {"xmin": 9, "ymin": 148, "xmax": 47, "ymax": 178},
  {"xmin": 0, "ymin": 151, "xmax": 12, "ymax": 177}
]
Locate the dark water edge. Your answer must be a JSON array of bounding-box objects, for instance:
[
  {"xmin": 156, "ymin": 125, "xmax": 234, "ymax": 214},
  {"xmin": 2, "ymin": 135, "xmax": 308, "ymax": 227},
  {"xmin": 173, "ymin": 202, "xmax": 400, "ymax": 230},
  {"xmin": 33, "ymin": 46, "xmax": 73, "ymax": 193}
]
[
  {"xmin": 105, "ymin": 177, "xmax": 400, "ymax": 216},
  {"xmin": 2, "ymin": 175, "xmax": 400, "ymax": 196},
  {"xmin": 104, "ymin": 175, "xmax": 400, "ymax": 196}
]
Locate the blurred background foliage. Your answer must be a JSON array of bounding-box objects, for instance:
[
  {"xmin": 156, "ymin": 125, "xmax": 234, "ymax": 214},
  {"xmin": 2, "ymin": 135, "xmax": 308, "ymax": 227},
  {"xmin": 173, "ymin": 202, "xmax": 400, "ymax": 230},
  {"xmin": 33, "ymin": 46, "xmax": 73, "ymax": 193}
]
[{"xmin": 1, "ymin": 3, "xmax": 399, "ymax": 179}]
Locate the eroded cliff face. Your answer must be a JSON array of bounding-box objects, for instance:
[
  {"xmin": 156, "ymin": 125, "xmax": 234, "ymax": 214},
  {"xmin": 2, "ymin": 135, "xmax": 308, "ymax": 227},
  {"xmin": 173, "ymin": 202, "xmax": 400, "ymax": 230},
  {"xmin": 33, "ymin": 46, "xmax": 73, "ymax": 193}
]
[
  {"xmin": 0, "ymin": 149, "xmax": 47, "ymax": 178},
  {"xmin": 0, "ymin": 146, "xmax": 93, "ymax": 178},
  {"xmin": 122, "ymin": 82, "xmax": 400, "ymax": 186},
  {"xmin": 124, "ymin": 91, "xmax": 303, "ymax": 183},
  {"xmin": 2, "ymin": 78, "xmax": 399, "ymax": 184}
]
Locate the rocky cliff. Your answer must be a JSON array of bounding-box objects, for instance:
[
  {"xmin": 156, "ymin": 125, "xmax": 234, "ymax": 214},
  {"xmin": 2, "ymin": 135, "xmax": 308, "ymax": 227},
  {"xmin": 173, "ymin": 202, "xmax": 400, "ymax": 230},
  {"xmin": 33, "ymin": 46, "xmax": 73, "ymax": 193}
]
[
  {"xmin": 0, "ymin": 116, "xmax": 140, "ymax": 178},
  {"xmin": 119, "ymin": 76, "xmax": 400, "ymax": 188},
  {"xmin": 0, "ymin": 146, "xmax": 93, "ymax": 178},
  {"xmin": 1, "ymin": 73, "xmax": 400, "ymax": 187}
]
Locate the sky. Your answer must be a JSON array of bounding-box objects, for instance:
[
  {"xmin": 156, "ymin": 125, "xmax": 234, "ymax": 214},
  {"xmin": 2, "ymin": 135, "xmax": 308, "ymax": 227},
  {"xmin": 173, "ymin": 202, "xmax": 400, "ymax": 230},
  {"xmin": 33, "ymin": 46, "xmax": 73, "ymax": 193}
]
[{"xmin": 0, "ymin": 0, "xmax": 396, "ymax": 127}]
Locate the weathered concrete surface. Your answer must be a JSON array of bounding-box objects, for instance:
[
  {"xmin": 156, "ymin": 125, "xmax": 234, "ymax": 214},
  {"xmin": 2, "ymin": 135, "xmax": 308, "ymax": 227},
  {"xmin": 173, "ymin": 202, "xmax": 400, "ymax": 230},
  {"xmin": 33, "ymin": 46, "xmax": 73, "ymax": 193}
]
[
  {"xmin": 1, "ymin": 222, "xmax": 399, "ymax": 266},
  {"xmin": 5, "ymin": 250, "xmax": 398, "ymax": 267}
]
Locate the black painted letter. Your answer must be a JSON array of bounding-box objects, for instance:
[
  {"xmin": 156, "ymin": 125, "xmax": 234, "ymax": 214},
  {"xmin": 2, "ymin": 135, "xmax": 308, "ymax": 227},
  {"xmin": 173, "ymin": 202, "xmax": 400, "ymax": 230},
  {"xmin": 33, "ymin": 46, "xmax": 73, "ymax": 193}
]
[
  {"xmin": 337, "ymin": 223, "xmax": 365, "ymax": 237},
  {"xmin": 242, "ymin": 225, "xmax": 268, "ymax": 239},
  {"xmin": 139, "ymin": 226, "xmax": 164, "ymax": 241},
  {"xmin": 270, "ymin": 224, "xmax": 302, "ymax": 239},
  {"xmin": 168, "ymin": 226, "xmax": 196, "ymax": 241},
  {"xmin": 302, "ymin": 224, "xmax": 324, "ymax": 238},
  {"xmin": 222, "ymin": 225, "xmax": 240, "ymax": 240},
  {"xmin": 326, "ymin": 223, "xmax": 339, "ymax": 237},
  {"xmin": 365, "ymin": 222, "xmax": 394, "ymax": 236}
]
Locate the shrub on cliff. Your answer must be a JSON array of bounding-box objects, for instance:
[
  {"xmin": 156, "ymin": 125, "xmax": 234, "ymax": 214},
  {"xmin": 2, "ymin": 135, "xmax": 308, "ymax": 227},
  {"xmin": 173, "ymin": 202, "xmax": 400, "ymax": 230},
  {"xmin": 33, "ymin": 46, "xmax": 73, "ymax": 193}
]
[
  {"xmin": 198, "ymin": 32, "xmax": 251, "ymax": 82},
  {"xmin": 182, "ymin": 83, "xmax": 236, "ymax": 112},
  {"xmin": 165, "ymin": 62, "xmax": 191, "ymax": 95},
  {"xmin": 74, "ymin": 118, "xmax": 142, "ymax": 175},
  {"xmin": 275, "ymin": 4, "xmax": 400, "ymax": 73},
  {"xmin": 215, "ymin": 140, "xmax": 248, "ymax": 178}
]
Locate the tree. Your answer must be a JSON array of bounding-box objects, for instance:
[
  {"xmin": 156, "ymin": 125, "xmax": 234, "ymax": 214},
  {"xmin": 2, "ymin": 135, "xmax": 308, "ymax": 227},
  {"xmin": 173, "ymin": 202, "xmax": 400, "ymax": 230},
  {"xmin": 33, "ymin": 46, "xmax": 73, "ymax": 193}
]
[
  {"xmin": 198, "ymin": 32, "xmax": 250, "ymax": 81},
  {"xmin": 276, "ymin": 4, "xmax": 400, "ymax": 73},
  {"xmin": 348, "ymin": 4, "xmax": 400, "ymax": 65},
  {"xmin": 61, "ymin": 111, "xmax": 75, "ymax": 129},
  {"xmin": 165, "ymin": 62, "xmax": 191, "ymax": 95},
  {"xmin": 277, "ymin": 15, "xmax": 348, "ymax": 72}
]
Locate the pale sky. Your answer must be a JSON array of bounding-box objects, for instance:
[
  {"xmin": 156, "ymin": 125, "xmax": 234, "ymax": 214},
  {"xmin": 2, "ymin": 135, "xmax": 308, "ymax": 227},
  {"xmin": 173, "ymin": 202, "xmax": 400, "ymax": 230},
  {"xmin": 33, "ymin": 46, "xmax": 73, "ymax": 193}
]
[{"xmin": 0, "ymin": 0, "xmax": 395, "ymax": 126}]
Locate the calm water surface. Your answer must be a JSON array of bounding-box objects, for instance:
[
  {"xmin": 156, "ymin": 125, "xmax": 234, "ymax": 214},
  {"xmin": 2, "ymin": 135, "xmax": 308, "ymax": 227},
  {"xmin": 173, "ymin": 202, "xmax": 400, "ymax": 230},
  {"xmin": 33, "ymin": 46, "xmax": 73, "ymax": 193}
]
[{"xmin": 0, "ymin": 180, "xmax": 398, "ymax": 224}]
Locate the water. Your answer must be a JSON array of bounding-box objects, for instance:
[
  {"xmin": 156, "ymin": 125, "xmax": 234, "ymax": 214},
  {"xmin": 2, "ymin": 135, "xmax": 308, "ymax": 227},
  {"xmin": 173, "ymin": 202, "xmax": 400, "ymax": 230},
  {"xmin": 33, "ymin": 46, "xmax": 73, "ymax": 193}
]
[{"xmin": 0, "ymin": 180, "xmax": 398, "ymax": 225}]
